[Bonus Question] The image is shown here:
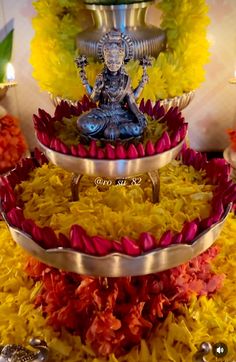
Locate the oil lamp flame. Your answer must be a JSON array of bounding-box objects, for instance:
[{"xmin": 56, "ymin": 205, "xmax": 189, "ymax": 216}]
[
  {"xmin": 6, "ymin": 63, "xmax": 15, "ymax": 82},
  {"xmin": 229, "ymin": 69, "xmax": 236, "ymax": 84}
]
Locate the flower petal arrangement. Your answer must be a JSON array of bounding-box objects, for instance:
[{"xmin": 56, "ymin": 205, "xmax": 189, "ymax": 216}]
[
  {"xmin": 30, "ymin": 0, "xmax": 209, "ymax": 101},
  {"xmin": 1, "ymin": 213, "xmax": 236, "ymax": 360},
  {"xmin": 25, "ymin": 246, "xmax": 224, "ymax": 357},
  {"xmin": 0, "ymin": 146, "xmax": 234, "ymax": 259},
  {"xmin": 0, "ymin": 106, "xmax": 28, "ymax": 174},
  {"xmin": 33, "ymin": 97, "xmax": 188, "ymax": 160}
]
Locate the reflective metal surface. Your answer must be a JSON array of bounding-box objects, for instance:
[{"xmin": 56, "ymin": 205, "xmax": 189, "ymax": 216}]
[
  {"xmin": 160, "ymin": 90, "xmax": 195, "ymax": 112},
  {"xmin": 51, "ymin": 90, "xmax": 195, "ymax": 112},
  {"xmin": 0, "ymin": 81, "xmax": 17, "ymax": 100},
  {"xmin": 2, "ymin": 204, "xmax": 231, "ymax": 277},
  {"xmin": 71, "ymin": 169, "xmax": 160, "ymax": 202},
  {"xmin": 77, "ymin": 3, "xmax": 166, "ymax": 59},
  {"xmin": 0, "ymin": 339, "xmax": 49, "ymax": 362},
  {"xmin": 147, "ymin": 169, "xmax": 160, "ymax": 203},
  {"xmin": 38, "ymin": 137, "xmax": 186, "ymax": 178},
  {"xmin": 193, "ymin": 342, "xmax": 212, "ymax": 362},
  {"xmin": 224, "ymin": 146, "xmax": 236, "ymax": 180}
]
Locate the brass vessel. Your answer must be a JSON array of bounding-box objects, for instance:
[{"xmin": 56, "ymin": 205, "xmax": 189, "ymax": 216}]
[{"xmin": 77, "ymin": 2, "xmax": 166, "ymax": 59}]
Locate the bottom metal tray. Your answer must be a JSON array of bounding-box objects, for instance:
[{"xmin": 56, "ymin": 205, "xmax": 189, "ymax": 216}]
[{"xmin": 1, "ymin": 204, "xmax": 231, "ymax": 277}]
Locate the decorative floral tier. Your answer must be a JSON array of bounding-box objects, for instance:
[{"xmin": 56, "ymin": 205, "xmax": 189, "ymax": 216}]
[
  {"xmin": 0, "ymin": 98, "xmax": 231, "ymax": 276},
  {"xmin": 1, "ymin": 136, "xmax": 235, "ymax": 359},
  {"xmin": 1, "ymin": 24, "xmax": 236, "ymax": 351},
  {"xmin": 30, "ymin": 0, "xmax": 209, "ymax": 102},
  {"xmin": 1, "ymin": 206, "xmax": 236, "ymax": 360},
  {"xmin": 0, "ymin": 3, "xmax": 233, "ymax": 360}
]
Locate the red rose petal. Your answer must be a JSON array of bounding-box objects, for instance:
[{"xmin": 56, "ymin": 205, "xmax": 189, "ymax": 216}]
[
  {"xmin": 139, "ymin": 98, "xmax": 145, "ymax": 113},
  {"xmin": 112, "ymin": 240, "xmax": 124, "ymax": 253},
  {"xmin": 105, "ymin": 144, "xmax": 116, "ymax": 160},
  {"xmin": 58, "ymin": 232, "xmax": 70, "ymax": 248},
  {"xmin": 155, "ymin": 138, "xmax": 165, "ymax": 153},
  {"xmin": 97, "ymin": 149, "xmax": 105, "ymax": 159},
  {"xmin": 144, "ymin": 99, "xmax": 153, "ymax": 116},
  {"xmin": 21, "ymin": 219, "xmax": 35, "ymax": 235},
  {"xmin": 71, "ymin": 145, "xmax": 78, "ymax": 156},
  {"xmin": 82, "ymin": 234, "xmax": 96, "ymax": 255},
  {"xmin": 42, "ymin": 226, "xmax": 58, "ymax": 249},
  {"xmin": 121, "ymin": 236, "xmax": 141, "ymax": 256},
  {"xmin": 127, "ymin": 144, "xmax": 139, "ymax": 159},
  {"xmin": 92, "ymin": 236, "xmax": 112, "ymax": 256},
  {"xmin": 136, "ymin": 143, "xmax": 145, "ymax": 157},
  {"xmin": 161, "ymin": 131, "xmax": 171, "ymax": 151},
  {"xmin": 181, "ymin": 221, "xmax": 198, "ymax": 243},
  {"xmin": 7, "ymin": 207, "xmax": 24, "ymax": 228},
  {"xmin": 139, "ymin": 232, "xmax": 156, "ymax": 252},
  {"xmin": 159, "ymin": 230, "xmax": 172, "ymax": 247},
  {"xmin": 88, "ymin": 140, "xmax": 98, "ymax": 158},
  {"xmin": 115, "ymin": 144, "xmax": 127, "ymax": 159},
  {"xmin": 60, "ymin": 141, "xmax": 70, "ymax": 154},
  {"xmin": 77, "ymin": 144, "xmax": 88, "ymax": 158},
  {"xmin": 172, "ymin": 233, "xmax": 183, "ymax": 244},
  {"xmin": 145, "ymin": 140, "xmax": 155, "ymax": 156},
  {"xmin": 70, "ymin": 224, "xmax": 86, "ymax": 251}
]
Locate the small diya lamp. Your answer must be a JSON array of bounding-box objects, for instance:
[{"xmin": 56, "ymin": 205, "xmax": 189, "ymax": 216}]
[
  {"xmin": 229, "ymin": 68, "xmax": 236, "ymax": 84},
  {"xmin": 0, "ymin": 63, "xmax": 17, "ymax": 100}
]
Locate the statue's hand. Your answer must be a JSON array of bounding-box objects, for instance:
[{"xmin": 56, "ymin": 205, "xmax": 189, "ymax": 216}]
[
  {"xmin": 137, "ymin": 112, "xmax": 147, "ymax": 128},
  {"xmin": 94, "ymin": 74, "xmax": 104, "ymax": 91},
  {"xmin": 79, "ymin": 70, "xmax": 89, "ymax": 86},
  {"xmin": 75, "ymin": 55, "xmax": 88, "ymax": 69},
  {"xmin": 141, "ymin": 74, "xmax": 149, "ymax": 85}
]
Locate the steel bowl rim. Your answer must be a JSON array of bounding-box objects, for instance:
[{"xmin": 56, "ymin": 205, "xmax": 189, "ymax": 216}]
[
  {"xmin": 1, "ymin": 203, "xmax": 231, "ymax": 276},
  {"xmin": 38, "ymin": 138, "xmax": 185, "ymax": 164}
]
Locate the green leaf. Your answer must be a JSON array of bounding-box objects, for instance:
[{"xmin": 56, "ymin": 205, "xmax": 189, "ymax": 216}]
[{"xmin": 0, "ymin": 29, "xmax": 14, "ymax": 83}]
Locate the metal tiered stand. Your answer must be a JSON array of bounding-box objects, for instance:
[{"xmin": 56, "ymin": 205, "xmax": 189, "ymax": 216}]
[{"xmin": 1, "ymin": 30, "xmax": 231, "ymax": 278}]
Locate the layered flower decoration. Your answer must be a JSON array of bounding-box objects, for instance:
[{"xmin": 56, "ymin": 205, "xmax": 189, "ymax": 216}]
[
  {"xmin": 1, "ymin": 209, "xmax": 236, "ymax": 360},
  {"xmin": 30, "ymin": 0, "xmax": 209, "ymax": 101},
  {"xmin": 25, "ymin": 246, "xmax": 223, "ymax": 357},
  {"xmin": 33, "ymin": 97, "xmax": 187, "ymax": 160},
  {"xmin": 0, "ymin": 145, "xmax": 234, "ymax": 257}
]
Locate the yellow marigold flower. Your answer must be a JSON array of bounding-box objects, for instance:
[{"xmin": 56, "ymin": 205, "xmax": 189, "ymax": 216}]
[
  {"xmin": 16, "ymin": 161, "xmax": 213, "ymax": 240},
  {"xmin": 30, "ymin": 0, "xmax": 210, "ymax": 101},
  {"xmin": 1, "ymin": 195, "xmax": 236, "ymax": 361}
]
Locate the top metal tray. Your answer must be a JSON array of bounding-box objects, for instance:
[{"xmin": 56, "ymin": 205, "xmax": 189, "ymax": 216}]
[{"xmin": 38, "ymin": 137, "xmax": 186, "ymax": 178}]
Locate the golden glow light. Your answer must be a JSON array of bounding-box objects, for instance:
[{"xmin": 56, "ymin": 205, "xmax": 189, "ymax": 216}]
[{"xmin": 6, "ymin": 63, "xmax": 15, "ymax": 82}]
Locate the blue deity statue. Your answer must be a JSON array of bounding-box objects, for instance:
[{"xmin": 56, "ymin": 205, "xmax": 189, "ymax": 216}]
[{"xmin": 75, "ymin": 30, "xmax": 151, "ymax": 141}]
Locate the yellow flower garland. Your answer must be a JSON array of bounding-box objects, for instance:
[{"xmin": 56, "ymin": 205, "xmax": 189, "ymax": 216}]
[
  {"xmin": 30, "ymin": 0, "xmax": 210, "ymax": 101},
  {"xmin": 1, "ymin": 213, "xmax": 236, "ymax": 361}
]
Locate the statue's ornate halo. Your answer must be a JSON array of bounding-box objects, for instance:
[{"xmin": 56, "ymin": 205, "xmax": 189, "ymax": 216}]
[{"xmin": 97, "ymin": 30, "xmax": 134, "ymax": 62}]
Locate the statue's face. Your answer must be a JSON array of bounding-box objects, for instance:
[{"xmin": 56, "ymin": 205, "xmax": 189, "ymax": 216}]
[{"xmin": 103, "ymin": 43, "xmax": 125, "ymax": 72}]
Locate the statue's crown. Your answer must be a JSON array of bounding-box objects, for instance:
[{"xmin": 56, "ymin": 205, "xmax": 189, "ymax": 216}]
[
  {"xmin": 105, "ymin": 30, "xmax": 123, "ymax": 45},
  {"xmin": 97, "ymin": 29, "xmax": 134, "ymax": 62},
  {"xmin": 103, "ymin": 31, "xmax": 125, "ymax": 56}
]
